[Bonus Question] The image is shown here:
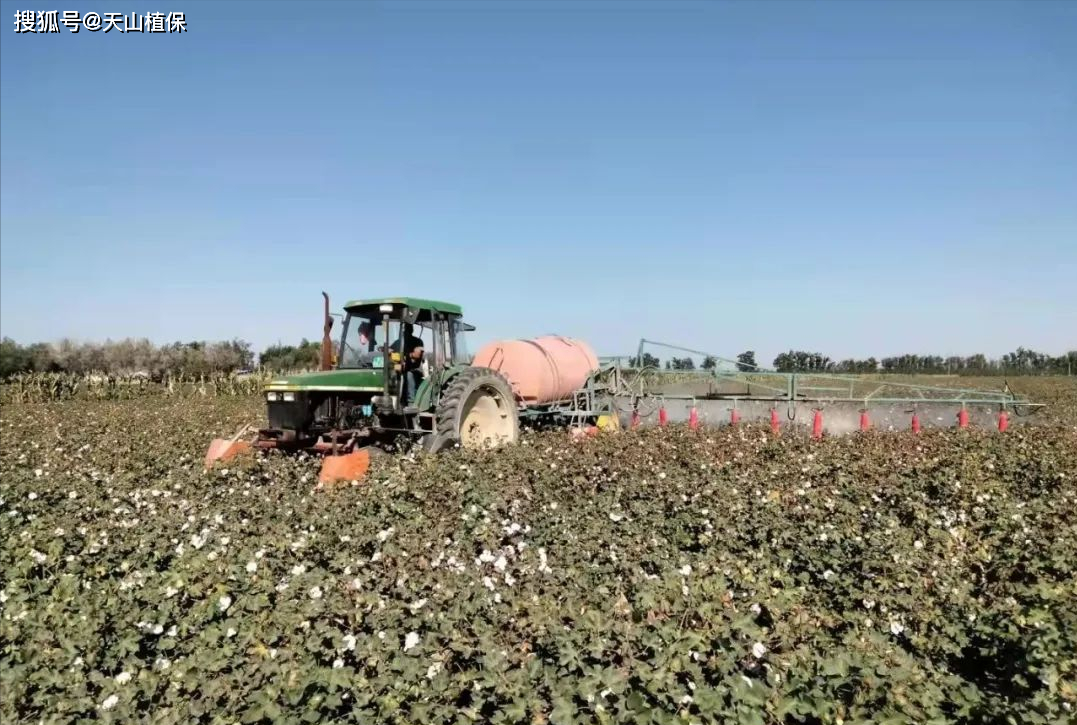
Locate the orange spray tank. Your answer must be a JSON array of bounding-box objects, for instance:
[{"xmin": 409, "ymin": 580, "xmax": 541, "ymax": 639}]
[{"xmin": 470, "ymin": 336, "xmax": 599, "ymax": 404}]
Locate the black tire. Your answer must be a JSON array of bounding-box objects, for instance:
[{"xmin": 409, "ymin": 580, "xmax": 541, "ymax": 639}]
[
  {"xmin": 433, "ymin": 368, "xmax": 519, "ymax": 450},
  {"xmin": 421, "ymin": 431, "xmax": 457, "ymax": 453}
]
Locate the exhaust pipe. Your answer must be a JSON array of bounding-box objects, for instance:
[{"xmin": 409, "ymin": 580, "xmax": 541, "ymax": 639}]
[{"xmin": 320, "ymin": 291, "xmax": 334, "ymax": 371}]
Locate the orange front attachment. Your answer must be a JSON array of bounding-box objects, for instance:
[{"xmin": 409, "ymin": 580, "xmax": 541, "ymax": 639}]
[
  {"xmin": 204, "ymin": 438, "xmax": 252, "ymax": 469},
  {"xmin": 317, "ymin": 449, "xmax": 372, "ymax": 487}
]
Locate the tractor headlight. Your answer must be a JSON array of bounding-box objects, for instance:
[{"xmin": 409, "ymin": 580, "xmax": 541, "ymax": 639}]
[
  {"xmin": 379, "ymin": 304, "xmax": 393, "ymax": 312},
  {"xmin": 282, "ymin": 392, "xmax": 295, "ymax": 402},
  {"xmin": 266, "ymin": 392, "xmax": 279, "ymax": 402}
]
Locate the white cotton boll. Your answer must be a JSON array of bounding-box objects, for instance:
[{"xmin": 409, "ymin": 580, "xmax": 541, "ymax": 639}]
[
  {"xmin": 752, "ymin": 642, "xmax": 767, "ymax": 659},
  {"xmin": 309, "ymin": 586, "xmax": 323, "ymax": 600},
  {"xmin": 100, "ymin": 695, "xmax": 119, "ymax": 710},
  {"xmin": 890, "ymin": 621, "xmax": 905, "ymax": 636},
  {"xmin": 115, "ymin": 671, "xmax": 132, "ymax": 684},
  {"xmin": 341, "ymin": 634, "xmax": 357, "ymax": 651},
  {"xmin": 403, "ymin": 631, "xmax": 420, "ymax": 652},
  {"xmin": 218, "ymin": 595, "xmax": 232, "ymax": 611},
  {"xmin": 823, "ymin": 570, "xmax": 835, "ymax": 581}
]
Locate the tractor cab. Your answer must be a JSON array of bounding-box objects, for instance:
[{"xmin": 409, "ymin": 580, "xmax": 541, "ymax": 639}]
[
  {"xmin": 334, "ymin": 298, "xmax": 474, "ymax": 411},
  {"xmin": 336, "ymin": 299, "xmax": 471, "ymax": 372}
]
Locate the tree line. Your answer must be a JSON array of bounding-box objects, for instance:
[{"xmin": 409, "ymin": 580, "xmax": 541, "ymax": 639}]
[
  {"xmin": 0, "ymin": 337, "xmax": 324, "ymax": 379},
  {"xmin": 5, "ymin": 336, "xmax": 1074, "ymax": 380},
  {"xmin": 634, "ymin": 347, "xmax": 1076, "ymax": 376}
]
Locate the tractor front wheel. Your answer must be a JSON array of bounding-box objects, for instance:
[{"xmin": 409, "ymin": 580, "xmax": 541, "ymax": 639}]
[{"xmin": 433, "ymin": 368, "xmax": 519, "ymax": 450}]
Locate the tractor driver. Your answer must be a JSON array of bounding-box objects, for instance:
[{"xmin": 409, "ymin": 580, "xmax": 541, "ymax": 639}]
[
  {"xmin": 357, "ymin": 321, "xmax": 375, "ymax": 352},
  {"xmin": 391, "ymin": 323, "xmax": 425, "ymax": 403},
  {"xmin": 348, "ymin": 320, "xmax": 381, "ymax": 368}
]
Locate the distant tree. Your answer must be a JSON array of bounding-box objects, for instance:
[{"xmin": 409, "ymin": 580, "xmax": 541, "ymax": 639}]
[
  {"xmin": 1062, "ymin": 351, "xmax": 1077, "ymax": 376},
  {"xmin": 701, "ymin": 355, "xmax": 718, "ymax": 371},
  {"xmin": 0, "ymin": 337, "xmax": 32, "ymax": 377},
  {"xmin": 670, "ymin": 357, "xmax": 695, "ymax": 371},
  {"xmin": 0, "ymin": 336, "xmax": 257, "ymax": 379},
  {"xmin": 635, "ymin": 352, "xmax": 661, "ymax": 369},
  {"xmin": 735, "ymin": 351, "xmax": 756, "ymax": 372},
  {"xmin": 27, "ymin": 342, "xmax": 56, "ymax": 373},
  {"xmin": 773, "ymin": 350, "xmax": 831, "ymax": 372},
  {"xmin": 833, "ymin": 357, "xmax": 878, "ymax": 374},
  {"xmin": 259, "ymin": 338, "xmax": 321, "ymax": 372}
]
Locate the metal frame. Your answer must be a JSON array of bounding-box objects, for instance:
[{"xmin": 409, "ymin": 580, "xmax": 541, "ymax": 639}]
[{"xmin": 608, "ymin": 339, "xmax": 1045, "ymax": 411}]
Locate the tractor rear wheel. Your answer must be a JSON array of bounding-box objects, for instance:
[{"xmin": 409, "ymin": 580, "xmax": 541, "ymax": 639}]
[{"xmin": 433, "ymin": 368, "xmax": 519, "ymax": 450}]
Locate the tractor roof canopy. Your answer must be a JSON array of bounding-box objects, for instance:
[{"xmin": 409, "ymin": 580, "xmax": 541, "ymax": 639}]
[{"xmin": 343, "ymin": 297, "xmax": 463, "ymax": 323}]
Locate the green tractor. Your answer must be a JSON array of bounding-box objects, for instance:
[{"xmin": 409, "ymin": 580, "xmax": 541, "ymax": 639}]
[{"xmin": 204, "ymin": 295, "xmax": 521, "ymax": 484}]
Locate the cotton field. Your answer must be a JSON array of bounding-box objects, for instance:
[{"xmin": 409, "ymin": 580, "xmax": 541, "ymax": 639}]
[{"xmin": 1, "ymin": 393, "xmax": 1075, "ymax": 724}]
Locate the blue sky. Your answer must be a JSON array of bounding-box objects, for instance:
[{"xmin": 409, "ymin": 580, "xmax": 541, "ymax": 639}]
[{"xmin": 2, "ymin": 0, "xmax": 1075, "ymax": 365}]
